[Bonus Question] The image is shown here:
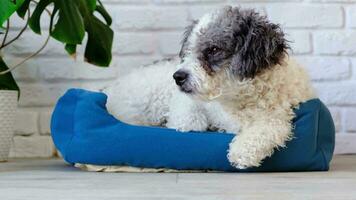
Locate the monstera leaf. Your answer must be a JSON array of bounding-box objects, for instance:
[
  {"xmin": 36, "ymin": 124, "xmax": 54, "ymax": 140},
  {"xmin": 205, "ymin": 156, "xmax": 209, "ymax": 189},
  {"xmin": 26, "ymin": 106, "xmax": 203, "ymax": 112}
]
[
  {"xmin": 28, "ymin": 0, "xmax": 113, "ymax": 67},
  {"xmin": 50, "ymin": 0, "xmax": 85, "ymax": 44},
  {"xmin": 28, "ymin": 0, "xmax": 54, "ymax": 34},
  {"xmin": 0, "ymin": 57, "xmax": 19, "ymax": 91},
  {"xmin": 84, "ymin": 16, "xmax": 113, "ymax": 66},
  {"xmin": 0, "ymin": 0, "xmax": 26, "ymax": 27},
  {"xmin": 16, "ymin": 0, "xmax": 31, "ymax": 19},
  {"xmin": 0, "ymin": 0, "xmax": 113, "ymax": 93}
]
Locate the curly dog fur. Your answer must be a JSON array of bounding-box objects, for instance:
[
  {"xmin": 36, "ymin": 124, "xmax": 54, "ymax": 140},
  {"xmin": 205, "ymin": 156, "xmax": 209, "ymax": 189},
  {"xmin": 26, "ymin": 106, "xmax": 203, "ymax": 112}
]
[{"xmin": 104, "ymin": 6, "xmax": 315, "ymax": 169}]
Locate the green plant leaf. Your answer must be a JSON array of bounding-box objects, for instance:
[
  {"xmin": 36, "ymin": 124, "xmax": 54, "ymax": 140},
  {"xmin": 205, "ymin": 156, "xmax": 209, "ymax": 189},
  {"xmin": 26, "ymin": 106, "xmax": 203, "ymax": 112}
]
[
  {"xmin": 27, "ymin": 0, "xmax": 113, "ymax": 67},
  {"xmin": 84, "ymin": 16, "xmax": 113, "ymax": 66},
  {"xmin": 50, "ymin": 0, "xmax": 85, "ymax": 44},
  {"xmin": 74, "ymin": 0, "xmax": 113, "ymax": 66},
  {"xmin": 16, "ymin": 0, "xmax": 31, "ymax": 19},
  {"xmin": 29, "ymin": 0, "xmax": 53, "ymax": 34},
  {"xmin": 86, "ymin": 0, "xmax": 97, "ymax": 12},
  {"xmin": 65, "ymin": 43, "xmax": 77, "ymax": 57},
  {"xmin": 95, "ymin": 5, "xmax": 112, "ymax": 25},
  {"xmin": 49, "ymin": 4, "xmax": 58, "ymax": 31},
  {"xmin": 0, "ymin": 0, "xmax": 25, "ymax": 26},
  {"xmin": 0, "ymin": 57, "xmax": 20, "ymax": 92}
]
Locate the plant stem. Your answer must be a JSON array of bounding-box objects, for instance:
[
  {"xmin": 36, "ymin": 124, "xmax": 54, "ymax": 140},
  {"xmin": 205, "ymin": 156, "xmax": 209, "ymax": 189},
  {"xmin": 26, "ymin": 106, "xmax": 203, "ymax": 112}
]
[
  {"xmin": 1, "ymin": 8, "xmax": 31, "ymax": 49},
  {"xmin": 0, "ymin": 31, "xmax": 50, "ymax": 75},
  {"xmin": 1, "ymin": 20, "xmax": 10, "ymax": 48},
  {"xmin": 0, "ymin": 5, "xmax": 52, "ymax": 75}
]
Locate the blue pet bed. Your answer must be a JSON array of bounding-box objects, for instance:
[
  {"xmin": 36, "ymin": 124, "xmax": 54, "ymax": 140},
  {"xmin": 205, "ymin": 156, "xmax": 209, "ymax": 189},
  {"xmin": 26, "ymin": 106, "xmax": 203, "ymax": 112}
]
[{"xmin": 51, "ymin": 89, "xmax": 335, "ymax": 172}]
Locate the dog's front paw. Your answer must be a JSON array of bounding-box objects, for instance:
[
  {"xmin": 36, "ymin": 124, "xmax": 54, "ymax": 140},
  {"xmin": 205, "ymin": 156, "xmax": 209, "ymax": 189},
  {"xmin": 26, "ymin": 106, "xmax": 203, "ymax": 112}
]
[
  {"xmin": 228, "ymin": 151, "xmax": 262, "ymax": 169},
  {"xmin": 227, "ymin": 138, "xmax": 265, "ymax": 169}
]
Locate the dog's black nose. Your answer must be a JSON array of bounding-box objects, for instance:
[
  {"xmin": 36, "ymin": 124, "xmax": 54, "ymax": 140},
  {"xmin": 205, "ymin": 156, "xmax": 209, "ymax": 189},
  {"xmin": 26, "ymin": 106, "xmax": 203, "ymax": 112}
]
[{"xmin": 173, "ymin": 71, "xmax": 188, "ymax": 86}]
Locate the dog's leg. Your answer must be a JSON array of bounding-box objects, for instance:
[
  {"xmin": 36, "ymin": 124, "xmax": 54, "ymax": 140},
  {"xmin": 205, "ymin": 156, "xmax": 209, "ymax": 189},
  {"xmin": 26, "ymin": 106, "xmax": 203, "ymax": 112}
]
[
  {"xmin": 227, "ymin": 111, "xmax": 294, "ymax": 169},
  {"xmin": 205, "ymin": 102, "xmax": 240, "ymax": 133},
  {"xmin": 166, "ymin": 92, "xmax": 208, "ymax": 132}
]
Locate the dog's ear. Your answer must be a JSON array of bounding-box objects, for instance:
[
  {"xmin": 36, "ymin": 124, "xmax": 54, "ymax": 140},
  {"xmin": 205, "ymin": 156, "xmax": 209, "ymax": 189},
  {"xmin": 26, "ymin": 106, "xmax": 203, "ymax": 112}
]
[
  {"xmin": 231, "ymin": 10, "xmax": 288, "ymax": 79},
  {"xmin": 179, "ymin": 20, "xmax": 198, "ymax": 58}
]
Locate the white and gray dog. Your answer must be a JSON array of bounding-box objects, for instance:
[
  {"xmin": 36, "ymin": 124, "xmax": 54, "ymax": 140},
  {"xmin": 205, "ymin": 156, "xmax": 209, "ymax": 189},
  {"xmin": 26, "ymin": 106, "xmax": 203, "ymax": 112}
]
[{"xmin": 104, "ymin": 6, "xmax": 315, "ymax": 169}]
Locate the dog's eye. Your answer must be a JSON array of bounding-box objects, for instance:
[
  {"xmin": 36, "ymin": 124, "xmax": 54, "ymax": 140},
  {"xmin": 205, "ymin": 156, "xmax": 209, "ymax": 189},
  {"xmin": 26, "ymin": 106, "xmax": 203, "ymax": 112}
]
[{"xmin": 207, "ymin": 46, "xmax": 221, "ymax": 55}]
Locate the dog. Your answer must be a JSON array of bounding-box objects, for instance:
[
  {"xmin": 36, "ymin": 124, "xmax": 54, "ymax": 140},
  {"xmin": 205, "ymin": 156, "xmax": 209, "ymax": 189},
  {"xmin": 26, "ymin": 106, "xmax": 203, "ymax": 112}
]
[{"xmin": 104, "ymin": 6, "xmax": 315, "ymax": 169}]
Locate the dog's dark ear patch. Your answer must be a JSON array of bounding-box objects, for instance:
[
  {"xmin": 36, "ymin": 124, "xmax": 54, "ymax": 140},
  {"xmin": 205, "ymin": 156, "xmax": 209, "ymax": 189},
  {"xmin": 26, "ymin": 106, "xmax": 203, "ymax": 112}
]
[
  {"xmin": 231, "ymin": 10, "xmax": 289, "ymax": 79},
  {"xmin": 179, "ymin": 20, "xmax": 198, "ymax": 58}
]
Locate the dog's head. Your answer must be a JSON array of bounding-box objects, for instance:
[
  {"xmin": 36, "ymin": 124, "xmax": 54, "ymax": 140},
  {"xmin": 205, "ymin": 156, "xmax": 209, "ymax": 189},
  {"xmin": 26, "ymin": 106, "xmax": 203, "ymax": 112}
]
[{"xmin": 173, "ymin": 6, "xmax": 288, "ymax": 100}]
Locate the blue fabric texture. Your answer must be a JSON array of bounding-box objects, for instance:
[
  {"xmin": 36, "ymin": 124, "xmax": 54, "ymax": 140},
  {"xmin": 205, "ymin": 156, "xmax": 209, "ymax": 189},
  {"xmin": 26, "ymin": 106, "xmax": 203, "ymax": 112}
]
[{"xmin": 51, "ymin": 89, "xmax": 335, "ymax": 172}]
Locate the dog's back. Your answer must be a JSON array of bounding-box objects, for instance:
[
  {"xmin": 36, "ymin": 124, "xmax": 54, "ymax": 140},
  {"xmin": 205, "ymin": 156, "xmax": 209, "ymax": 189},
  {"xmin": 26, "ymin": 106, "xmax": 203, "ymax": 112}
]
[{"xmin": 105, "ymin": 59, "xmax": 179, "ymax": 126}]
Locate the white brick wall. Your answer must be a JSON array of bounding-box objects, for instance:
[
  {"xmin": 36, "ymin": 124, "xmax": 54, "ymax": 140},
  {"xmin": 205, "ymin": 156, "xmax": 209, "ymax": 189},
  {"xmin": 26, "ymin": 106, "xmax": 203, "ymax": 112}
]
[{"xmin": 3, "ymin": 0, "xmax": 356, "ymax": 157}]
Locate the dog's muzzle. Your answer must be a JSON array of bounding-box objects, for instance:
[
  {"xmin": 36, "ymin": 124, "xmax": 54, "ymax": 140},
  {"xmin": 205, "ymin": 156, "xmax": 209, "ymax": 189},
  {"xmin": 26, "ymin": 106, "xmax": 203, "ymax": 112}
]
[
  {"xmin": 173, "ymin": 70, "xmax": 188, "ymax": 86},
  {"xmin": 173, "ymin": 70, "xmax": 193, "ymax": 93}
]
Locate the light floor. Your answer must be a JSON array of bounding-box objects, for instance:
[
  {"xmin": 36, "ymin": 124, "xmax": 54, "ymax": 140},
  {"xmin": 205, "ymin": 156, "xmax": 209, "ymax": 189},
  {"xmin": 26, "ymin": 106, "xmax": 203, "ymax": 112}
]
[{"xmin": 0, "ymin": 155, "xmax": 355, "ymax": 200}]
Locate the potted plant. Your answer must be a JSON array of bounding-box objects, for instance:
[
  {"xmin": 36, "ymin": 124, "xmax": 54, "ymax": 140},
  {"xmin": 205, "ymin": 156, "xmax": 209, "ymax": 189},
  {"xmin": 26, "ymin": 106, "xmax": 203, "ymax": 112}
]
[{"xmin": 0, "ymin": 0, "xmax": 113, "ymax": 161}]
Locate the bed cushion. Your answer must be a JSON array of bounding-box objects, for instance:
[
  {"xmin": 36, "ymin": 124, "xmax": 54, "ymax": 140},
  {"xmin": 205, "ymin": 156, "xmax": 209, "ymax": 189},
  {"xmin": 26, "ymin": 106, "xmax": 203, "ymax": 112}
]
[{"xmin": 51, "ymin": 88, "xmax": 335, "ymax": 172}]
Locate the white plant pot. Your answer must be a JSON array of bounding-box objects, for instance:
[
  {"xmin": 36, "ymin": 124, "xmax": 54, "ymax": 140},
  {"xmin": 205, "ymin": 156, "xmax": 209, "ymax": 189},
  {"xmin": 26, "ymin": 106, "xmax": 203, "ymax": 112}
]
[{"xmin": 0, "ymin": 90, "xmax": 18, "ymax": 162}]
